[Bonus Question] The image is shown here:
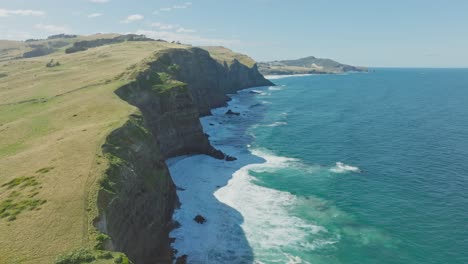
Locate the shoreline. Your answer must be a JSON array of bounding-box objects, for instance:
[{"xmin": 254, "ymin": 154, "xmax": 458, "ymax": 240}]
[
  {"xmin": 167, "ymin": 86, "xmax": 325, "ymax": 263},
  {"xmin": 167, "ymin": 88, "xmax": 265, "ymax": 263}
]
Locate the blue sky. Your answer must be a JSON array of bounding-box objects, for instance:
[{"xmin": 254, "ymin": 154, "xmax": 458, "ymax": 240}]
[{"xmin": 1, "ymin": 0, "xmax": 467, "ymax": 67}]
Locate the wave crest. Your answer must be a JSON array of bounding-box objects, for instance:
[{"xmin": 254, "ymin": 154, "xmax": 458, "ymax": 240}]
[{"xmin": 330, "ymin": 162, "xmax": 361, "ymax": 173}]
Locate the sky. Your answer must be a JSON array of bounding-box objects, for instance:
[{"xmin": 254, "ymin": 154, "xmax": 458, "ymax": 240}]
[{"xmin": 1, "ymin": 0, "xmax": 468, "ymax": 67}]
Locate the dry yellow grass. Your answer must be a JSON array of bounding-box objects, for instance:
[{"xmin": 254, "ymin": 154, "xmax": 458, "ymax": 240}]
[
  {"xmin": 201, "ymin": 46, "xmax": 257, "ymax": 68},
  {"xmin": 0, "ymin": 40, "xmax": 190, "ymax": 263}
]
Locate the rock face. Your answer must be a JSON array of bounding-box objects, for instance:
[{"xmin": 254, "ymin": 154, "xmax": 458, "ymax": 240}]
[
  {"xmin": 96, "ymin": 46, "xmax": 270, "ymax": 264},
  {"xmin": 150, "ymin": 48, "xmax": 273, "ymax": 115},
  {"xmin": 98, "ymin": 115, "xmax": 178, "ymax": 264}
]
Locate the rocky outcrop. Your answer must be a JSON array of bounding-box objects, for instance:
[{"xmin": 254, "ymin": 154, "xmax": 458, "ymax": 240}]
[
  {"xmin": 96, "ymin": 46, "xmax": 270, "ymax": 264},
  {"xmin": 149, "ymin": 48, "xmax": 273, "ymax": 115}
]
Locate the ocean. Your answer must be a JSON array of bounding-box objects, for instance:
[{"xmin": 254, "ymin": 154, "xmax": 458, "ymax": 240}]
[{"xmin": 167, "ymin": 68, "xmax": 468, "ymax": 264}]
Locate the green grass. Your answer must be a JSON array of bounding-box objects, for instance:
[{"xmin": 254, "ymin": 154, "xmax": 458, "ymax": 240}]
[
  {"xmin": 36, "ymin": 166, "xmax": 55, "ymax": 174},
  {"xmin": 2, "ymin": 176, "xmax": 39, "ymax": 189},
  {"xmin": 0, "ymin": 175, "xmax": 46, "ymax": 221},
  {"xmin": 54, "ymin": 248, "xmax": 132, "ymax": 264},
  {"xmin": 0, "ymin": 198, "xmax": 47, "ymax": 221}
]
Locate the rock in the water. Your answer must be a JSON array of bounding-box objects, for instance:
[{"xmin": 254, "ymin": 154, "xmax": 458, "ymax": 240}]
[
  {"xmin": 175, "ymin": 255, "xmax": 188, "ymax": 264},
  {"xmin": 225, "ymin": 155, "xmax": 237, "ymax": 161},
  {"xmin": 225, "ymin": 109, "xmax": 240, "ymax": 116},
  {"xmin": 194, "ymin": 215, "xmax": 206, "ymax": 224}
]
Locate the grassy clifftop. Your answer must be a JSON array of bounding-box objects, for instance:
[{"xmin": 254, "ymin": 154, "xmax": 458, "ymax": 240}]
[
  {"xmin": 0, "ymin": 38, "xmax": 188, "ymax": 263},
  {"xmin": 201, "ymin": 46, "xmax": 257, "ymax": 68},
  {"xmin": 0, "ymin": 35, "xmax": 266, "ymax": 263}
]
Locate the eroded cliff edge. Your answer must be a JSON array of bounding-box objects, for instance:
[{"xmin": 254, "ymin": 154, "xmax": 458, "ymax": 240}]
[{"xmin": 95, "ymin": 47, "xmax": 272, "ymax": 264}]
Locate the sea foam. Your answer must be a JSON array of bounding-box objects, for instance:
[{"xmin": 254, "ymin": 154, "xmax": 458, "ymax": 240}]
[
  {"xmin": 168, "ymin": 86, "xmax": 329, "ymax": 263},
  {"xmin": 329, "ymin": 162, "xmax": 361, "ymax": 173}
]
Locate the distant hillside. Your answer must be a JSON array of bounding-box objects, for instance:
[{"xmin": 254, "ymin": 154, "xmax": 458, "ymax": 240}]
[{"xmin": 258, "ymin": 56, "xmax": 367, "ymax": 75}]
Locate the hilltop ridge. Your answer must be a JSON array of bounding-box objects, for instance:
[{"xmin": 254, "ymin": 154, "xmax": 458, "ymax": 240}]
[{"xmin": 258, "ymin": 56, "xmax": 367, "ymax": 75}]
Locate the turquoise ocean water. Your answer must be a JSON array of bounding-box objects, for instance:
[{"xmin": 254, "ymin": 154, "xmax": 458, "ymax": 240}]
[{"xmin": 233, "ymin": 69, "xmax": 468, "ymax": 263}]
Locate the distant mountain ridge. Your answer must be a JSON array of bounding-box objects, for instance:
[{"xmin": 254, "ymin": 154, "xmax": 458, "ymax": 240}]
[{"xmin": 258, "ymin": 56, "xmax": 367, "ymax": 75}]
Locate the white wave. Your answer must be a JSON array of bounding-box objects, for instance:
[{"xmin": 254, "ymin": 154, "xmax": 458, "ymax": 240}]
[
  {"xmin": 265, "ymin": 74, "xmax": 314, "ymax": 80},
  {"xmin": 265, "ymin": 121, "xmax": 287, "ymax": 127},
  {"xmin": 215, "ymin": 149, "xmax": 328, "ymax": 260},
  {"xmin": 284, "ymin": 253, "xmax": 311, "ymax": 264},
  {"xmin": 329, "ymin": 162, "xmax": 361, "ymax": 173},
  {"xmin": 268, "ymin": 85, "xmax": 284, "ymax": 91}
]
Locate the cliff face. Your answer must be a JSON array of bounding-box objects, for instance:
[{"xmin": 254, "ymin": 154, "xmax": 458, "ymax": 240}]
[
  {"xmin": 150, "ymin": 48, "xmax": 273, "ymax": 115},
  {"xmin": 98, "ymin": 115, "xmax": 177, "ymax": 264},
  {"xmin": 96, "ymin": 47, "xmax": 270, "ymax": 264}
]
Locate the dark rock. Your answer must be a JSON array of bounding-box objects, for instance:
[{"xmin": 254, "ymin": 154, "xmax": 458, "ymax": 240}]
[
  {"xmin": 176, "ymin": 255, "xmax": 188, "ymax": 264},
  {"xmin": 225, "ymin": 155, "xmax": 237, "ymax": 161},
  {"xmin": 194, "ymin": 215, "xmax": 206, "ymax": 224},
  {"xmin": 225, "ymin": 109, "xmax": 240, "ymax": 116},
  {"xmin": 250, "ymin": 103, "xmax": 262, "ymax": 108}
]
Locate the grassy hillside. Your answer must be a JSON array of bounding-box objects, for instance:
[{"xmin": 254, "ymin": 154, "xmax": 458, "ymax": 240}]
[
  {"xmin": 258, "ymin": 56, "xmax": 367, "ymax": 75},
  {"xmin": 0, "ymin": 38, "xmax": 189, "ymax": 263},
  {"xmin": 0, "ymin": 34, "xmax": 120, "ymax": 62}
]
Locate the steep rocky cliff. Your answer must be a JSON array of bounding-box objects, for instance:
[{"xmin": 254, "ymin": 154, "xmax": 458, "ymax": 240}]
[
  {"xmin": 95, "ymin": 46, "xmax": 271, "ymax": 264},
  {"xmin": 151, "ymin": 48, "xmax": 273, "ymax": 115}
]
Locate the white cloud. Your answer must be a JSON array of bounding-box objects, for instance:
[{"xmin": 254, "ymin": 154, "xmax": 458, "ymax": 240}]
[
  {"xmin": 121, "ymin": 14, "xmax": 144, "ymax": 23},
  {"xmin": 176, "ymin": 27, "xmax": 196, "ymax": 33},
  {"xmin": 135, "ymin": 29, "xmax": 240, "ymax": 46},
  {"xmin": 34, "ymin": 23, "xmax": 70, "ymax": 33},
  {"xmin": 173, "ymin": 2, "xmax": 192, "ymax": 9},
  {"xmin": 154, "ymin": 2, "xmax": 192, "ymax": 14},
  {"xmin": 0, "ymin": 9, "xmax": 45, "ymax": 17},
  {"xmin": 88, "ymin": 13, "xmax": 102, "ymax": 18},
  {"xmin": 151, "ymin": 22, "xmax": 196, "ymax": 33},
  {"xmin": 89, "ymin": 0, "xmax": 110, "ymax": 3}
]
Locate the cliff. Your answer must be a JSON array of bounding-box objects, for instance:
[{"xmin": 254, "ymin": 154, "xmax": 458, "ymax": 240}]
[
  {"xmin": 153, "ymin": 47, "xmax": 273, "ymax": 115},
  {"xmin": 0, "ymin": 34, "xmax": 270, "ymax": 263},
  {"xmin": 95, "ymin": 46, "xmax": 272, "ymax": 263}
]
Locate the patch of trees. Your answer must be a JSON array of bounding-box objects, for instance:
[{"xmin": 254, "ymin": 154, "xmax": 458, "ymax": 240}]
[
  {"xmin": 23, "ymin": 46, "xmax": 54, "ymax": 58},
  {"xmin": 47, "ymin": 34, "xmax": 77, "ymax": 39}
]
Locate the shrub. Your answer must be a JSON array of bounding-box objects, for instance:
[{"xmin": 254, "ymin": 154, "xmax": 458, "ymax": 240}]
[
  {"xmin": 55, "ymin": 248, "xmax": 96, "ymax": 264},
  {"xmin": 97, "ymin": 251, "xmax": 113, "ymax": 259},
  {"xmin": 168, "ymin": 64, "xmax": 181, "ymax": 75},
  {"xmin": 94, "ymin": 233, "xmax": 111, "ymax": 249}
]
